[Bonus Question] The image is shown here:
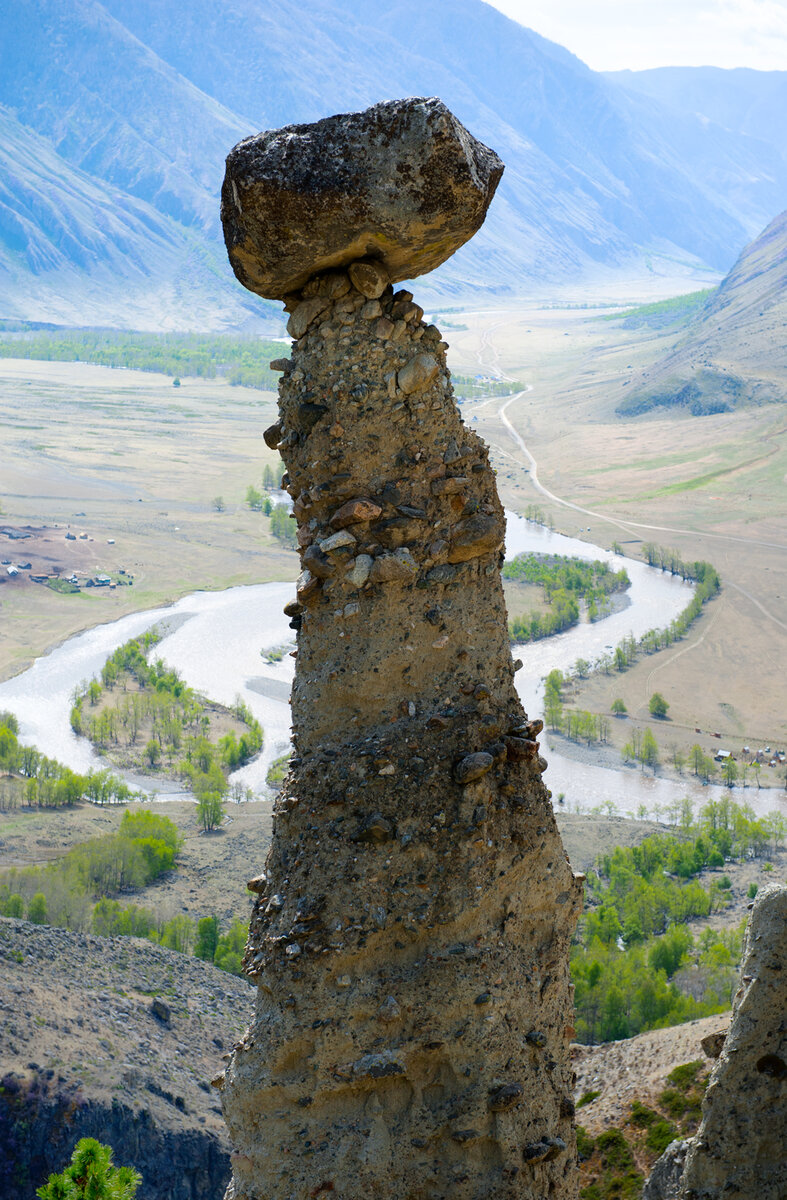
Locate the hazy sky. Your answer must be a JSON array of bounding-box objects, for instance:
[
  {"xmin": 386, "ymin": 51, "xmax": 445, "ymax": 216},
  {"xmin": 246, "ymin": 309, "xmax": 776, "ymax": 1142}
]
[{"xmin": 483, "ymin": 0, "xmax": 787, "ymax": 71}]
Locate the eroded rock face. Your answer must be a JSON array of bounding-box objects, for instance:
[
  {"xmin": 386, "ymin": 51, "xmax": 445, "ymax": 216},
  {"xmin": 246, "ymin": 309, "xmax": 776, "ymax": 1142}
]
[
  {"xmin": 218, "ymin": 100, "xmax": 580, "ymax": 1200},
  {"xmin": 218, "ymin": 268, "xmax": 582, "ymax": 1200},
  {"xmin": 221, "ymin": 97, "xmax": 504, "ymax": 299},
  {"xmin": 677, "ymin": 885, "xmax": 787, "ymax": 1200}
]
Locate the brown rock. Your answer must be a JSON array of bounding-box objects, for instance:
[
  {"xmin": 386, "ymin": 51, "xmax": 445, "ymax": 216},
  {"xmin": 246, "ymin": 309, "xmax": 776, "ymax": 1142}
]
[
  {"xmin": 263, "ymin": 422, "xmax": 282, "ymax": 450},
  {"xmin": 348, "ymin": 260, "xmax": 390, "ymax": 299},
  {"xmin": 219, "ymin": 99, "xmax": 579, "ymax": 1200},
  {"xmin": 286, "ymin": 296, "xmax": 331, "ymax": 339},
  {"xmin": 447, "ymin": 512, "xmax": 503, "ymax": 562},
  {"xmin": 329, "ymin": 498, "xmax": 383, "ymax": 528},
  {"xmin": 454, "ymin": 752, "xmax": 495, "ymax": 784},
  {"xmin": 431, "ymin": 475, "xmax": 468, "ymax": 495},
  {"xmin": 700, "ymin": 1030, "xmax": 727, "ymax": 1059},
  {"xmin": 398, "ymin": 352, "xmax": 439, "ymax": 395},
  {"xmin": 368, "ymin": 549, "xmax": 417, "ymax": 584},
  {"xmin": 221, "ymin": 97, "xmax": 504, "ymax": 299}
]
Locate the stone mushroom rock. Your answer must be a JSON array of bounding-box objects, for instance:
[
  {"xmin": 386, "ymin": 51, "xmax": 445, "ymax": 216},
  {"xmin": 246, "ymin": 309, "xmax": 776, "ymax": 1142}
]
[
  {"xmin": 221, "ymin": 96, "xmax": 504, "ymax": 299},
  {"xmin": 218, "ymin": 99, "xmax": 580, "ymax": 1200}
]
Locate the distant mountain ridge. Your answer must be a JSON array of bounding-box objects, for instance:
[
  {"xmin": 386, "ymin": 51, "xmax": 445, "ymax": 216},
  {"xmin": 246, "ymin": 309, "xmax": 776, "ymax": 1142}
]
[
  {"xmin": 618, "ymin": 208, "xmax": 787, "ymax": 416},
  {"xmin": 1, "ymin": 0, "xmax": 786, "ymax": 326},
  {"xmin": 608, "ymin": 66, "xmax": 787, "ymax": 159}
]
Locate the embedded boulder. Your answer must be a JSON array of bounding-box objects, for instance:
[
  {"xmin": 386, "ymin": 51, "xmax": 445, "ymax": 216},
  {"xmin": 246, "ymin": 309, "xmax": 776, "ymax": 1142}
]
[{"xmin": 221, "ymin": 96, "xmax": 504, "ymax": 299}]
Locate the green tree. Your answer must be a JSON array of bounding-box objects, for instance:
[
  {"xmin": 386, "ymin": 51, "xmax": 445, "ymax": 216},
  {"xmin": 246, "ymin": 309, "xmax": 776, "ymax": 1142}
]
[
  {"xmin": 194, "ymin": 915, "xmax": 220, "ymax": 962},
  {"xmin": 722, "ymin": 758, "xmax": 739, "ymax": 788},
  {"xmin": 214, "ymin": 919, "xmax": 247, "ymax": 975},
  {"xmin": 160, "ymin": 914, "xmax": 194, "ymax": 954},
  {"xmin": 212, "ymin": 495, "xmax": 225, "ymax": 512},
  {"xmin": 145, "ymin": 739, "xmax": 161, "ymax": 767},
  {"xmin": 196, "ymin": 791, "xmax": 225, "ymax": 832},
  {"xmin": 649, "ymin": 692, "xmax": 669, "ymax": 719},
  {"xmin": 270, "ymin": 502, "xmax": 297, "ymax": 548},
  {"xmin": 28, "ymin": 892, "xmax": 48, "ymax": 924},
  {"xmin": 640, "ymin": 727, "xmax": 659, "ymax": 771},
  {"xmin": 0, "ymin": 723, "xmax": 20, "ymax": 772},
  {"xmin": 611, "ymin": 699, "xmax": 627, "ymax": 716},
  {"xmin": 37, "ymin": 1137, "xmax": 140, "ymax": 1200},
  {"xmin": 245, "ymin": 485, "xmax": 264, "ymax": 511}
]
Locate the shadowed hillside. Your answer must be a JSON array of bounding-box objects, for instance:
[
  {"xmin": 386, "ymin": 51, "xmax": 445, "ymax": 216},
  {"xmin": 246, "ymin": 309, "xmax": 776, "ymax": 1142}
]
[{"xmin": 618, "ymin": 208, "xmax": 787, "ymax": 417}]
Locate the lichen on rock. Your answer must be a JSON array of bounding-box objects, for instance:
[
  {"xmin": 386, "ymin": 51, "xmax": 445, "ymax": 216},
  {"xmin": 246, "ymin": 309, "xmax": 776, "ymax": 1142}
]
[
  {"xmin": 218, "ymin": 98, "xmax": 582, "ymax": 1200},
  {"xmin": 221, "ymin": 96, "xmax": 504, "ymax": 299}
]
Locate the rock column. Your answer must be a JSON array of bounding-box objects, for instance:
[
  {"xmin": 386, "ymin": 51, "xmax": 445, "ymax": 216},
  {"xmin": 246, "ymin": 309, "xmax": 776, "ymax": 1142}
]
[
  {"xmin": 677, "ymin": 884, "xmax": 787, "ymax": 1200},
  {"xmin": 217, "ymin": 97, "xmax": 583, "ymax": 1200}
]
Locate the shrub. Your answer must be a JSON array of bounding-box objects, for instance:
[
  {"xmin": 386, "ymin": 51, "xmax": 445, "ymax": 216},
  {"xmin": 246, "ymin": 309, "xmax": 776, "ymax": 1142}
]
[
  {"xmin": 630, "ymin": 1100, "xmax": 658, "ymax": 1128},
  {"xmin": 666, "ymin": 1061, "xmax": 704, "ymax": 1091},
  {"xmin": 28, "ymin": 893, "xmax": 48, "ymax": 924},
  {"xmin": 576, "ymin": 1126, "xmax": 595, "ymax": 1160},
  {"xmin": 119, "ymin": 811, "xmax": 181, "ymax": 853},
  {"xmin": 214, "ymin": 918, "xmax": 247, "ymax": 975},
  {"xmin": 646, "ymin": 1119, "xmax": 678, "ymax": 1155},
  {"xmin": 194, "ymin": 915, "xmax": 219, "ymax": 962}
]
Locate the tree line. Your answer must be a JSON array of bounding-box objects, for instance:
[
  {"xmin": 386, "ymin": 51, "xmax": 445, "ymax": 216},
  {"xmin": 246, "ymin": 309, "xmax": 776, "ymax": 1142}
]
[
  {"xmin": 0, "ymin": 710, "xmax": 140, "ymax": 811},
  {"xmin": 69, "ymin": 633, "xmax": 263, "ymax": 826},
  {"xmin": 0, "ymin": 328, "xmax": 282, "ymax": 391},
  {"xmin": 505, "ymin": 552, "xmax": 630, "ymax": 643},
  {"xmin": 0, "ymin": 811, "xmax": 180, "ymax": 929},
  {"xmin": 571, "ymin": 797, "xmax": 784, "ymax": 1043}
]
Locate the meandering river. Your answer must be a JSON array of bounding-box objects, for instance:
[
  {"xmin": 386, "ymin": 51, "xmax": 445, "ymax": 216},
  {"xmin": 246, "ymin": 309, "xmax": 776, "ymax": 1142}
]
[{"xmin": 0, "ymin": 514, "xmax": 777, "ymax": 817}]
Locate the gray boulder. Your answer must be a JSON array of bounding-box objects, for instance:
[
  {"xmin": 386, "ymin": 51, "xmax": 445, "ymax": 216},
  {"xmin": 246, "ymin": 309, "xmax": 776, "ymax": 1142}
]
[
  {"xmin": 643, "ymin": 1139, "xmax": 691, "ymax": 1199},
  {"xmin": 221, "ymin": 96, "xmax": 503, "ymax": 299}
]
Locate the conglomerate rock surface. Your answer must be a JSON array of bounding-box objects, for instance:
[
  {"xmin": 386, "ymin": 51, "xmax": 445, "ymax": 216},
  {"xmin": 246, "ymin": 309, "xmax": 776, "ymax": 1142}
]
[
  {"xmin": 675, "ymin": 884, "xmax": 787, "ymax": 1200},
  {"xmin": 221, "ymin": 96, "xmax": 504, "ymax": 299},
  {"xmin": 217, "ymin": 100, "xmax": 582, "ymax": 1200}
]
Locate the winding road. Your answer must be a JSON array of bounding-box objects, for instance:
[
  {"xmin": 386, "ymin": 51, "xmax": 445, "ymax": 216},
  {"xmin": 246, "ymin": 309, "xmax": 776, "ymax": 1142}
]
[{"xmin": 469, "ymin": 314, "xmax": 787, "ymax": 636}]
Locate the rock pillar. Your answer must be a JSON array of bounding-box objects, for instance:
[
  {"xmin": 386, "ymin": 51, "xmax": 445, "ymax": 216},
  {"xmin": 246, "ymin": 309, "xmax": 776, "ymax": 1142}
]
[
  {"xmin": 217, "ymin": 97, "xmax": 583, "ymax": 1200},
  {"xmin": 677, "ymin": 884, "xmax": 787, "ymax": 1200}
]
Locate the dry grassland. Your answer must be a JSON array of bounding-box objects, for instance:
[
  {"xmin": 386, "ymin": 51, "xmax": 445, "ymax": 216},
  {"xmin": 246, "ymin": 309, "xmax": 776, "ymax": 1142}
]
[
  {"xmin": 446, "ymin": 299, "xmax": 786, "ymax": 764},
  {"xmin": 0, "ymin": 359, "xmax": 296, "ymax": 680}
]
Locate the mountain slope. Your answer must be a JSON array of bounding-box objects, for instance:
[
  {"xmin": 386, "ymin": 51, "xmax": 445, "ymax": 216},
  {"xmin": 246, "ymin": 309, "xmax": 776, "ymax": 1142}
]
[
  {"xmin": 0, "ymin": 917, "xmax": 251, "ymax": 1199},
  {"xmin": 105, "ymin": 0, "xmax": 783, "ymax": 270},
  {"xmin": 608, "ymin": 66, "xmax": 787, "ymax": 159},
  {"xmin": 0, "ymin": 106, "xmax": 268, "ymax": 328},
  {"xmin": 2, "ymin": 0, "xmax": 787, "ymax": 322},
  {"xmin": 618, "ymin": 208, "xmax": 787, "ymax": 416}
]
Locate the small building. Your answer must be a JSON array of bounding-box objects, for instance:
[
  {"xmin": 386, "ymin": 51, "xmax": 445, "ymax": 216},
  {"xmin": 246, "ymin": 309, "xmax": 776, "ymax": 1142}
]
[
  {"xmin": 65, "ymin": 532, "xmax": 76, "ymax": 541},
  {"xmin": 714, "ymin": 749, "xmax": 732, "ymax": 762},
  {"xmin": 6, "ymin": 565, "xmax": 19, "ymax": 576}
]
